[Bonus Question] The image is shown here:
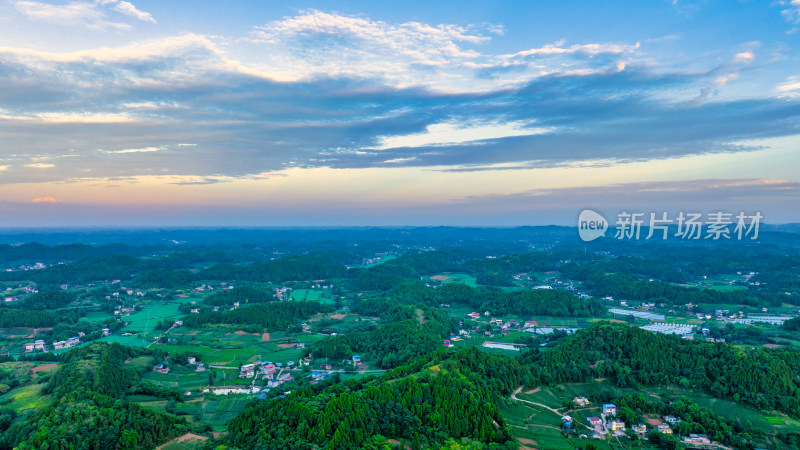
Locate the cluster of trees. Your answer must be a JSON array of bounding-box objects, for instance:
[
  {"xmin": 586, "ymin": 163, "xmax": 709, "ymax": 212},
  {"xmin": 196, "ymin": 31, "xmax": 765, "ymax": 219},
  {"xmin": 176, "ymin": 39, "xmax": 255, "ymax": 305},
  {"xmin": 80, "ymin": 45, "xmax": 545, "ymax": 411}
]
[
  {"xmin": 22, "ymin": 290, "xmax": 76, "ymax": 310},
  {"xmin": 224, "ymin": 347, "xmax": 518, "ymax": 450},
  {"xmin": 200, "ymin": 252, "xmax": 349, "ymax": 283},
  {"xmin": 474, "ymin": 272, "xmax": 513, "ymax": 287},
  {"xmin": 346, "ymin": 249, "xmax": 562, "ymax": 292},
  {"xmin": 705, "ymin": 323, "xmax": 773, "ymax": 346},
  {"xmin": 182, "ymin": 301, "xmax": 332, "ymax": 331},
  {"xmin": 314, "ymin": 306, "xmax": 457, "ymax": 369},
  {"xmin": 375, "ymin": 281, "xmax": 605, "ymax": 317},
  {"xmin": 519, "ymin": 323, "xmax": 800, "ymax": 418},
  {"xmin": 0, "ymin": 309, "xmax": 64, "ymax": 328},
  {"xmin": 562, "ymin": 264, "xmax": 784, "ymax": 307},
  {"xmin": 203, "ymin": 285, "xmax": 275, "ymax": 306},
  {"xmin": 1, "ymin": 343, "xmax": 186, "ymax": 449},
  {"xmin": 590, "ymin": 392, "xmax": 754, "ymax": 447},
  {"xmin": 784, "ymin": 316, "xmax": 800, "ymax": 331},
  {"xmin": 0, "ymin": 250, "xmax": 351, "ymax": 289}
]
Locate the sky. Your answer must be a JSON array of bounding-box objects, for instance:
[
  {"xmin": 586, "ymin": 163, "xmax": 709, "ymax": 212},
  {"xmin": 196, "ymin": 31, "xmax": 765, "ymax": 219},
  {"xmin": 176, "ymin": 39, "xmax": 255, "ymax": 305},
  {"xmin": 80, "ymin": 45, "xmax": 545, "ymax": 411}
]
[{"xmin": 1, "ymin": 0, "xmax": 799, "ymax": 226}]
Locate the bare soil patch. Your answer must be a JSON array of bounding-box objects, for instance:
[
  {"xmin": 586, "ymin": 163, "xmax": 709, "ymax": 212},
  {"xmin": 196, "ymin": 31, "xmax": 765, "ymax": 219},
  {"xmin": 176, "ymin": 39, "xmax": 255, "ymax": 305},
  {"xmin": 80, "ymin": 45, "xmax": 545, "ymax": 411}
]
[
  {"xmin": 524, "ymin": 387, "xmax": 540, "ymax": 394},
  {"xmin": 235, "ymin": 330, "xmax": 259, "ymax": 336},
  {"xmin": 329, "ymin": 313, "xmax": 347, "ymax": 320},
  {"xmin": 32, "ymin": 363, "xmax": 58, "ymax": 374},
  {"xmin": 262, "ymin": 333, "xmax": 270, "ymax": 341},
  {"xmin": 156, "ymin": 433, "xmax": 208, "ymax": 449},
  {"xmin": 646, "ymin": 415, "xmax": 663, "ymax": 426},
  {"xmin": 277, "ymin": 343, "xmax": 297, "ymax": 348},
  {"xmin": 430, "ymin": 275, "xmax": 453, "ymax": 281}
]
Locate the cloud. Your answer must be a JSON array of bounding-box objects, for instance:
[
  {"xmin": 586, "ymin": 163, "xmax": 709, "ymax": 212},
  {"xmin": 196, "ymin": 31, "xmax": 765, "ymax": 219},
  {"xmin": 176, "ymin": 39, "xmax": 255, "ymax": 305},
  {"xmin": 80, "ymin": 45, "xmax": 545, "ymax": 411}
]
[
  {"xmin": 501, "ymin": 41, "xmax": 640, "ymax": 59},
  {"xmin": 246, "ymin": 10, "xmax": 635, "ymax": 90},
  {"xmin": 32, "ymin": 196, "xmax": 61, "ymax": 203},
  {"xmin": 14, "ymin": 0, "xmax": 155, "ymax": 30},
  {"xmin": 0, "ymin": 12, "xmax": 797, "ymax": 185},
  {"xmin": 100, "ymin": 146, "xmax": 162, "ymax": 154},
  {"xmin": 779, "ymin": 0, "xmax": 800, "ymax": 24},
  {"xmin": 247, "ymin": 9, "xmax": 494, "ymax": 87},
  {"xmin": 112, "ymin": 0, "xmax": 155, "ymax": 23},
  {"xmin": 452, "ymin": 178, "xmax": 800, "ymax": 217},
  {"xmin": 376, "ymin": 120, "xmax": 552, "ymax": 149}
]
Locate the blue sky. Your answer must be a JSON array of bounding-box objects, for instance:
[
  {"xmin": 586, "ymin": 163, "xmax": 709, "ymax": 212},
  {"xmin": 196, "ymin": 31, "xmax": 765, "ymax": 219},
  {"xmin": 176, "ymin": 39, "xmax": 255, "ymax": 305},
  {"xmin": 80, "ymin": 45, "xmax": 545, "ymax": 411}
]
[{"xmin": 0, "ymin": 0, "xmax": 799, "ymax": 226}]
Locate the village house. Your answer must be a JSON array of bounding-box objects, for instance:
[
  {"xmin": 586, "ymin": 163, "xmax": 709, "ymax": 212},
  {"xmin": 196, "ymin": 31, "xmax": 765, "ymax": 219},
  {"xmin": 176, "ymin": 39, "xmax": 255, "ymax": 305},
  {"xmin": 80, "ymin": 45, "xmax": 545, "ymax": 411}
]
[
  {"xmin": 187, "ymin": 357, "xmax": 197, "ymax": 365},
  {"xmin": 610, "ymin": 420, "xmax": 625, "ymax": 432},
  {"xmin": 34, "ymin": 340, "xmax": 46, "ymax": 351},
  {"xmin": 632, "ymin": 424, "xmax": 647, "ymax": 435},
  {"xmin": 684, "ymin": 434, "xmax": 710, "ymax": 445},
  {"xmin": 153, "ymin": 363, "xmax": 169, "ymax": 374},
  {"xmin": 602, "ymin": 404, "xmax": 617, "ymax": 416},
  {"xmin": 24, "ymin": 342, "xmax": 34, "ymax": 352},
  {"xmin": 663, "ymin": 415, "xmax": 681, "ymax": 424},
  {"xmin": 656, "ymin": 424, "xmax": 673, "ymax": 434},
  {"xmin": 53, "ymin": 336, "xmax": 80, "ymax": 350},
  {"xmin": 573, "ymin": 396, "xmax": 590, "ymax": 407},
  {"xmin": 587, "ymin": 417, "xmax": 602, "ymax": 426},
  {"xmin": 240, "ymin": 363, "xmax": 255, "ymax": 378}
]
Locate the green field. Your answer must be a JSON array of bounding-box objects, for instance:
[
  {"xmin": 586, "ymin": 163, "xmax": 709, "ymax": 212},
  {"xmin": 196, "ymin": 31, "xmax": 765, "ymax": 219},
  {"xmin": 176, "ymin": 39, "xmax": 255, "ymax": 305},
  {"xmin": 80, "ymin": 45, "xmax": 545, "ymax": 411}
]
[
  {"xmin": 124, "ymin": 301, "xmax": 184, "ymax": 333},
  {"xmin": 427, "ymin": 273, "xmax": 479, "ymax": 287},
  {"xmin": 202, "ymin": 396, "xmax": 252, "ymax": 430},
  {"xmin": 290, "ymin": 289, "xmax": 336, "ymax": 303},
  {"xmin": 0, "ymin": 383, "xmax": 50, "ymax": 415},
  {"xmin": 143, "ymin": 371, "xmax": 210, "ymax": 391}
]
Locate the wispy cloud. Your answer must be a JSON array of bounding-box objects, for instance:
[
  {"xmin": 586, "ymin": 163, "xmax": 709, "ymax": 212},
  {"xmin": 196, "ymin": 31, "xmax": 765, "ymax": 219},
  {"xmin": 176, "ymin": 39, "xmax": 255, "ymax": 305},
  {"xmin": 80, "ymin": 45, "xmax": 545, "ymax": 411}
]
[
  {"xmin": 778, "ymin": 0, "xmax": 800, "ymax": 24},
  {"xmin": 112, "ymin": 0, "xmax": 154, "ymax": 24},
  {"xmin": 31, "ymin": 196, "xmax": 61, "ymax": 203},
  {"xmin": 14, "ymin": 0, "xmax": 155, "ymax": 30},
  {"xmin": 247, "ymin": 10, "xmax": 631, "ymax": 90}
]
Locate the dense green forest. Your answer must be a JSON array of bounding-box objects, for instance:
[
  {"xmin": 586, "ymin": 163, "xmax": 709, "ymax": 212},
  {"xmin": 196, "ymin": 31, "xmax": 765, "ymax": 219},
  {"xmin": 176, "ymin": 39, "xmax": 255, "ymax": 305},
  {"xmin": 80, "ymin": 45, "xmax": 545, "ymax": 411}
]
[
  {"xmin": 314, "ymin": 306, "xmax": 457, "ymax": 368},
  {"xmin": 1, "ymin": 343, "xmax": 187, "ymax": 449},
  {"xmin": 224, "ymin": 347, "xmax": 519, "ymax": 450},
  {"xmin": 183, "ymin": 300, "xmax": 333, "ymax": 330},
  {"xmin": 520, "ymin": 323, "xmax": 800, "ymax": 417}
]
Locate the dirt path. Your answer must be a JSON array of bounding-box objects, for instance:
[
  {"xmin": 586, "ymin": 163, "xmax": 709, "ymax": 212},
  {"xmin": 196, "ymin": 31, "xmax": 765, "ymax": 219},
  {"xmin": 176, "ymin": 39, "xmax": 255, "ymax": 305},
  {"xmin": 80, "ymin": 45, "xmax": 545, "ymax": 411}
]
[
  {"xmin": 156, "ymin": 433, "xmax": 208, "ymax": 449},
  {"xmin": 511, "ymin": 386, "xmax": 563, "ymax": 415}
]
